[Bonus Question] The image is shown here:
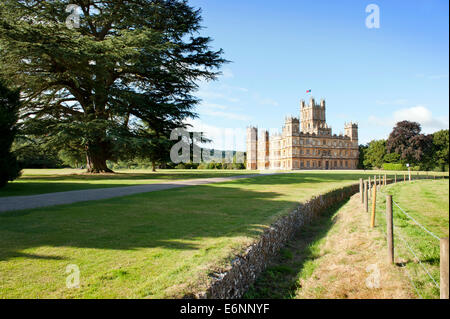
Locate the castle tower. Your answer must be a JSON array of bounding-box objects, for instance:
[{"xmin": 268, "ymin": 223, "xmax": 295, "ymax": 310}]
[
  {"xmin": 344, "ymin": 122, "xmax": 358, "ymax": 142},
  {"xmin": 284, "ymin": 116, "xmax": 299, "ymax": 136},
  {"xmin": 300, "ymin": 97, "xmax": 326, "ymax": 134},
  {"xmin": 257, "ymin": 130, "xmax": 270, "ymax": 170},
  {"xmin": 246, "ymin": 127, "xmax": 258, "ymax": 170}
]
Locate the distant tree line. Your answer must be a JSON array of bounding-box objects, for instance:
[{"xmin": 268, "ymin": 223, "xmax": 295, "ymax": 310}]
[{"xmin": 358, "ymin": 121, "xmax": 449, "ymax": 171}]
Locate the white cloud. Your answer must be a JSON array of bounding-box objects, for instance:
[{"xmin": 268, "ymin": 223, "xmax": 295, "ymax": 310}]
[{"xmin": 369, "ymin": 105, "xmax": 449, "ymax": 133}]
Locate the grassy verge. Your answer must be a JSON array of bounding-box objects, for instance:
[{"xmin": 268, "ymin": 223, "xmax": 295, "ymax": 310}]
[
  {"xmin": 373, "ymin": 179, "xmax": 449, "ymax": 299},
  {"xmin": 244, "ymin": 200, "xmax": 347, "ymax": 299},
  {"xmin": 244, "ymin": 194, "xmax": 414, "ymax": 299},
  {"xmin": 1, "ymin": 173, "xmax": 364, "ymax": 298}
]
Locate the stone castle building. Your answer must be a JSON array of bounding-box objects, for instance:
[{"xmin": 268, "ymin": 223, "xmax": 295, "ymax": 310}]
[{"xmin": 246, "ymin": 97, "xmax": 359, "ymax": 170}]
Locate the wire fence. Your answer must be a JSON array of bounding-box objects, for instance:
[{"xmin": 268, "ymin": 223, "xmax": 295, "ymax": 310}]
[{"xmin": 359, "ymin": 174, "xmax": 448, "ymax": 299}]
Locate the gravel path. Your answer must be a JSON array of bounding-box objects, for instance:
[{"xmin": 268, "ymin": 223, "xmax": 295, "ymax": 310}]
[{"xmin": 0, "ymin": 173, "xmax": 277, "ymax": 213}]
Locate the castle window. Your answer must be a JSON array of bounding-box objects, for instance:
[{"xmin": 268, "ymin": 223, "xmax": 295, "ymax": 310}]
[
  {"xmin": 301, "ymin": 161, "xmax": 304, "ymax": 168},
  {"xmin": 345, "ymin": 161, "xmax": 348, "ymax": 168},
  {"xmin": 307, "ymin": 161, "xmax": 310, "ymax": 168},
  {"xmin": 306, "ymin": 149, "xmax": 310, "ymax": 155}
]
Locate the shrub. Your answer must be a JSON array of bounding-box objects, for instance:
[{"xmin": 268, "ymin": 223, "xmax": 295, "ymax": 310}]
[
  {"xmin": 175, "ymin": 163, "xmax": 186, "ymax": 169},
  {"xmin": 382, "ymin": 163, "xmax": 406, "ymax": 171},
  {"xmin": 197, "ymin": 163, "xmax": 208, "ymax": 169},
  {"xmin": 0, "ymin": 80, "xmax": 21, "ymax": 187}
]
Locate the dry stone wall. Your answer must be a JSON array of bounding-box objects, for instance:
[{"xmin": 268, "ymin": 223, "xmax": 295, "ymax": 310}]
[{"xmin": 198, "ymin": 183, "xmax": 360, "ymax": 299}]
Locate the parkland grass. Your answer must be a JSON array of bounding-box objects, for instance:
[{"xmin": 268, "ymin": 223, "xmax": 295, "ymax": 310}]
[
  {"xmin": 1, "ymin": 169, "xmax": 447, "ymax": 198},
  {"xmin": 0, "ymin": 171, "xmax": 447, "ymax": 298},
  {"xmin": 1, "ymin": 172, "xmax": 370, "ymax": 298},
  {"xmin": 373, "ymin": 179, "xmax": 449, "ymax": 299},
  {"xmin": 0, "ymin": 169, "xmax": 259, "ymax": 197}
]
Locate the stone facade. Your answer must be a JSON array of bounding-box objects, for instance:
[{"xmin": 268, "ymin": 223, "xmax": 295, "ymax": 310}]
[{"xmin": 246, "ymin": 97, "xmax": 359, "ymax": 170}]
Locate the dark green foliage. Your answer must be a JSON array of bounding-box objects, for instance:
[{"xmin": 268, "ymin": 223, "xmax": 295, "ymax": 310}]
[
  {"xmin": 383, "ymin": 152, "xmax": 401, "ymax": 163},
  {"xmin": 0, "ymin": 80, "xmax": 21, "ymax": 187},
  {"xmin": 358, "ymin": 144, "xmax": 368, "ymax": 169},
  {"xmin": 363, "ymin": 139, "xmax": 386, "ymax": 169},
  {"xmin": 433, "ymin": 129, "xmax": 449, "ymax": 171},
  {"xmin": 0, "ymin": 0, "xmax": 226, "ymax": 173},
  {"xmin": 382, "ymin": 163, "xmax": 406, "ymax": 171},
  {"xmin": 360, "ymin": 121, "xmax": 445, "ymax": 171},
  {"xmin": 12, "ymin": 136, "xmax": 66, "ymax": 169},
  {"xmin": 386, "ymin": 121, "xmax": 434, "ymax": 166}
]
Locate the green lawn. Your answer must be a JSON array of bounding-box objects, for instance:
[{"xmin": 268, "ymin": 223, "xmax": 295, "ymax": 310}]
[
  {"xmin": 1, "ymin": 168, "xmax": 447, "ymax": 198},
  {"xmin": 1, "ymin": 172, "xmax": 372, "ymax": 299},
  {"xmin": 0, "ymin": 169, "xmax": 259, "ymax": 197},
  {"xmin": 374, "ymin": 179, "xmax": 449, "ymax": 299}
]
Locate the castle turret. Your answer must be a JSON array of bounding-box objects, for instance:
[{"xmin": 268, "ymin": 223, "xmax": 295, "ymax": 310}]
[
  {"xmin": 257, "ymin": 130, "xmax": 270, "ymax": 170},
  {"xmin": 284, "ymin": 116, "xmax": 299, "ymax": 136},
  {"xmin": 344, "ymin": 122, "xmax": 358, "ymax": 142},
  {"xmin": 246, "ymin": 126, "xmax": 258, "ymax": 170},
  {"xmin": 300, "ymin": 97, "xmax": 329, "ymax": 135}
]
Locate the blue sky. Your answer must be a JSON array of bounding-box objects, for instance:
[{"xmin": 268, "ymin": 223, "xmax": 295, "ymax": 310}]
[{"xmin": 187, "ymin": 0, "xmax": 449, "ymax": 151}]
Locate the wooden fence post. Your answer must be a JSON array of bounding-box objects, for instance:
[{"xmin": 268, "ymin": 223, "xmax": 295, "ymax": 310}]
[
  {"xmin": 384, "ymin": 174, "xmax": 387, "ymax": 186},
  {"xmin": 386, "ymin": 195, "xmax": 394, "ymax": 264},
  {"xmin": 441, "ymin": 238, "xmax": 449, "ymax": 299},
  {"xmin": 394, "ymin": 173, "xmax": 397, "ymax": 183},
  {"xmin": 404, "ymin": 173, "xmax": 406, "ymax": 182},
  {"xmin": 368, "ymin": 176, "xmax": 372, "ymax": 199},
  {"xmin": 364, "ymin": 181, "xmax": 368, "ymax": 213},
  {"xmin": 360, "ymin": 178, "xmax": 363, "ymax": 204},
  {"xmin": 371, "ymin": 186, "xmax": 377, "ymax": 228}
]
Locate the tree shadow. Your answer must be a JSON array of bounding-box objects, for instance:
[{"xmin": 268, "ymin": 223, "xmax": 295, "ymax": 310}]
[
  {"xmin": 0, "ymin": 171, "xmax": 258, "ymax": 197},
  {"xmin": 243, "ymin": 199, "xmax": 350, "ymax": 299},
  {"xmin": 0, "ymin": 183, "xmax": 304, "ymax": 262}
]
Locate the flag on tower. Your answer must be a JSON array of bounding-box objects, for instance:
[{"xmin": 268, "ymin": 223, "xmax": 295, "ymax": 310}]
[{"xmin": 306, "ymin": 89, "xmax": 311, "ymax": 93}]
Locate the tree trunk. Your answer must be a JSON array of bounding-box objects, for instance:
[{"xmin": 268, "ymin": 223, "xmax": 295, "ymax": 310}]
[
  {"xmin": 152, "ymin": 160, "xmax": 156, "ymax": 172},
  {"xmin": 85, "ymin": 143, "xmax": 113, "ymax": 173}
]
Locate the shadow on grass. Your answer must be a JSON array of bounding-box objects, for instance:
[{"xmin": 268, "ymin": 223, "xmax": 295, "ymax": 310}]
[
  {"xmin": 0, "ymin": 171, "xmax": 255, "ymax": 197},
  {"xmin": 0, "ymin": 183, "xmax": 301, "ymax": 261},
  {"xmin": 0, "ymin": 182, "xmax": 135, "ymax": 198},
  {"xmin": 243, "ymin": 198, "xmax": 350, "ymax": 299}
]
